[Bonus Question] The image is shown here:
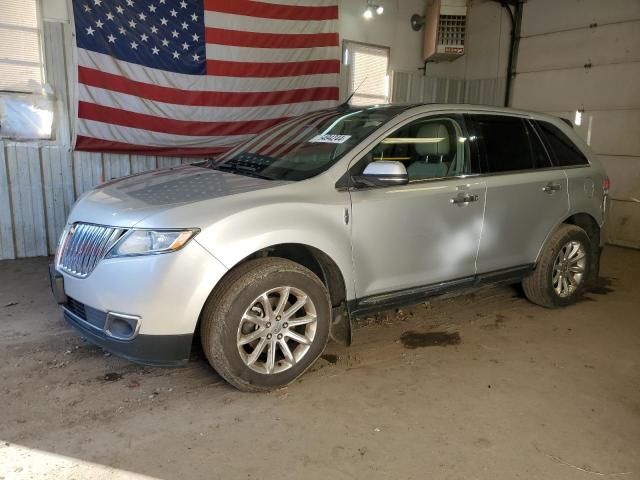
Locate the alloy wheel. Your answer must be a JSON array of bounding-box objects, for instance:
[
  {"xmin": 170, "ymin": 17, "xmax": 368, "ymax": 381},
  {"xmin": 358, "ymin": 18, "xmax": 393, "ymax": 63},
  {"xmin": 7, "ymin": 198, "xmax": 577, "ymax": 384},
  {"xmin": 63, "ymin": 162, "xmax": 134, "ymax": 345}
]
[
  {"xmin": 236, "ymin": 286, "xmax": 317, "ymax": 374},
  {"xmin": 552, "ymin": 240, "xmax": 587, "ymax": 298}
]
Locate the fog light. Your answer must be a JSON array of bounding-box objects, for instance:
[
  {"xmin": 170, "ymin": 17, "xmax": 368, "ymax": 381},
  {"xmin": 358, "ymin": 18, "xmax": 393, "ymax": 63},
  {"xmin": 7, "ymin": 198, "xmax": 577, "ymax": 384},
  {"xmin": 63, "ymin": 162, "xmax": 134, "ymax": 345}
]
[{"xmin": 105, "ymin": 312, "xmax": 141, "ymax": 341}]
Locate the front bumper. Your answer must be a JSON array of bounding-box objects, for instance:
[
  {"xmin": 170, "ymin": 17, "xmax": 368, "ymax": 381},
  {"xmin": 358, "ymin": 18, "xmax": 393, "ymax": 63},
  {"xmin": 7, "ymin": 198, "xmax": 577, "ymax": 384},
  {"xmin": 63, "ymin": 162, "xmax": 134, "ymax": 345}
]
[
  {"xmin": 63, "ymin": 305, "xmax": 192, "ymax": 366},
  {"xmin": 51, "ymin": 239, "xmax": 228, "ymax": 365}
]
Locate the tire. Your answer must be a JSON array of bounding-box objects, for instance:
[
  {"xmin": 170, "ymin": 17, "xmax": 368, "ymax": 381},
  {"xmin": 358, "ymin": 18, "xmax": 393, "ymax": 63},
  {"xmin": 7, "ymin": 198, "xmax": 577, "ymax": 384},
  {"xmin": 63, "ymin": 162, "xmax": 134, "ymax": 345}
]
[
  {"xmin": 200, "ymin": 257, "xmax": 331, "ymax": 392},
  {"xmin": 523, "ymin": 224, "xmax": 592, "ymax": 308}
]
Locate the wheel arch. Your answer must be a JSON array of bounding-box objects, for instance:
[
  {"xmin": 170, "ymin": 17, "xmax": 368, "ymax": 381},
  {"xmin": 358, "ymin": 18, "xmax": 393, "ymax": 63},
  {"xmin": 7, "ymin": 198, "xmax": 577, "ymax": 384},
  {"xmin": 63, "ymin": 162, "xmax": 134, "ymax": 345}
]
[
  {"xmin": 535, "ymin": 212, "xmax": 601, "ymax": 282},
  {"xmin": 199, "ymin": 243, "xmax": 352, "ymax": 345}
]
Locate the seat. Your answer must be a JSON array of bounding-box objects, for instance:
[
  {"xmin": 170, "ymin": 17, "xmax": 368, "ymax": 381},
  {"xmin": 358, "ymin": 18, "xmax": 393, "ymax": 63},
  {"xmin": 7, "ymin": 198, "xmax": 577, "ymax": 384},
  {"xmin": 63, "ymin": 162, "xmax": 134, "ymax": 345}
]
[{"xmin": 407, "ymin": 122, "xmax": 451, "ymax": 180}]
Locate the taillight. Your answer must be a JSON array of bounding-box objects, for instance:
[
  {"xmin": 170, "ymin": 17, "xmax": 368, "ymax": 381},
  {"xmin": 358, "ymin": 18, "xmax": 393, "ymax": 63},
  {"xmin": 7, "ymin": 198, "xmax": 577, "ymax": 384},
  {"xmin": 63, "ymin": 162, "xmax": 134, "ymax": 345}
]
[{"xmin": 603, "ymin": 176, "xmax": 610, "ymax": 193}]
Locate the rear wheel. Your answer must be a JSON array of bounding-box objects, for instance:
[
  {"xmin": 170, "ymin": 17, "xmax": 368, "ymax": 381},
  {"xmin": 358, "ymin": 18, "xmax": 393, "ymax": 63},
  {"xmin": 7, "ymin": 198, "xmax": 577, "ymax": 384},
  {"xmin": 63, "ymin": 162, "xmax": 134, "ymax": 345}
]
[
  {"xmin": 200, "ymin": 258, "xmax": 331, "ymax": 392},
  {"xmin": 523, "ymin": 224, "xmax": 591, "ymax": 308}
]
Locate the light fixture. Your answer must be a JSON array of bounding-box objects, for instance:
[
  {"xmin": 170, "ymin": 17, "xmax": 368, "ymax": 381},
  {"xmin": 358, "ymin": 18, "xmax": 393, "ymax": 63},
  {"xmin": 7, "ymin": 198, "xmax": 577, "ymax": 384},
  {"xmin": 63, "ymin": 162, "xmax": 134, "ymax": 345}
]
[
  {"xmin": 574, "ymin": 107, "xmax": 584, "ymax": 126},
  {"xmin": 363, "ymin": 1, "xmax": 383, "ymax": 19}
]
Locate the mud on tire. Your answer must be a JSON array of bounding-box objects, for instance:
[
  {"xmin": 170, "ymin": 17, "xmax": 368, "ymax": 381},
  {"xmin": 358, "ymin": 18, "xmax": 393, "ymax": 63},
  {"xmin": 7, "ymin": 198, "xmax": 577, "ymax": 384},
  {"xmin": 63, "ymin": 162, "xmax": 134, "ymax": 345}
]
[
  {"xmin": 200, "ymin": 257, "xmax": 331, "ymax": 392},
  {"xmin": 523, "ymin": 224, "xmax": 592, "ymax": 308}
]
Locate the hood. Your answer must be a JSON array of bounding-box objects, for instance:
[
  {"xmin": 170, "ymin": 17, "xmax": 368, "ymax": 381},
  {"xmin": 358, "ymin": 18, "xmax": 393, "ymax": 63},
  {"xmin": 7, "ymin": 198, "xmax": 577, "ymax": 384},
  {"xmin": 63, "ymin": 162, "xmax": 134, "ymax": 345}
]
[{"xmin": 68, "ymin": 164, "xmax": 286, "ymax": 227}]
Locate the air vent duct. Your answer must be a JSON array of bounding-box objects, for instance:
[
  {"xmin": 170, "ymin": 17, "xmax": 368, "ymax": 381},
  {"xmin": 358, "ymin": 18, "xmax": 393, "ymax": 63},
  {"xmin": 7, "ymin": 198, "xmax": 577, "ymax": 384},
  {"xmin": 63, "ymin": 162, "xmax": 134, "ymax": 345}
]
[{"xmin": 423, "ymin": 0, "xmax": 467, "ymax": 62}]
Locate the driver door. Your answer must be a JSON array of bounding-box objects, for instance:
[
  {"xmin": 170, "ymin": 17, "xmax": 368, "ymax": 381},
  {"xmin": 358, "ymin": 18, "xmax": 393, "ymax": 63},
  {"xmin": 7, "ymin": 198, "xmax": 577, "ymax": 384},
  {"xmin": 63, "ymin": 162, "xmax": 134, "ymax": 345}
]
[{"xmin": 348, "ymin": 113, "xmax": 487, "ymax": 302}]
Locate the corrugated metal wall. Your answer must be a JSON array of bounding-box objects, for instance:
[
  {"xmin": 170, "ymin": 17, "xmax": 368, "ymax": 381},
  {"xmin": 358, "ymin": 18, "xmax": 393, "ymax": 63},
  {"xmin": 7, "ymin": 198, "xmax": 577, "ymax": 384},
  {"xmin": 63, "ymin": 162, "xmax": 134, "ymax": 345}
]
[
  {"xmin": 0, "ymin": 143, "xmax": 192, "ymax": 259},
  {"xmin": 392, "ymin": 70, "xmax": 502, "ymax": 106}
]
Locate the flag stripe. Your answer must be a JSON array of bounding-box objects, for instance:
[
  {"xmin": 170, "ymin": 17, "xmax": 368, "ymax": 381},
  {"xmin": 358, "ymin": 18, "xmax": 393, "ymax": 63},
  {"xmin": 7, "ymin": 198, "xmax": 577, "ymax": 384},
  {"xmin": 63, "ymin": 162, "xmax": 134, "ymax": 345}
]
[
  {"xmin": 78, "ymin": 66, "xmax": 338, "ymax": 108},
  {"xmin": 77, "ymin": 118, "xmax": 254, "ymax": 147},
  {"xmin": 78, "ymin": 101, "xmax": 287, "ymax": 136},
  {"xmin": 204, "ymin": 0, "xmax": 338, "ymax": 21},
  {"xmin": 205, "ymin": 44, "xmax": 339, "ymax": 63},
  {"xmin": 203, "ymin": 10, "xmax": 336, "ymax": 35},
  {"xmin": 78, "ymin": 48, "xmax": 339, "ymax": 92},
  {"xmin": 79, "ymin": 83, "xmax": 337, "ymax": 122},
  {"xmin": 205, "ymin": 28, "xmax": 338, "ymax": 49},
  {"xmin": 206, "ymin": 59, "xmax": 340, "ymax": 77},
  {"xmin": 75, "ymin": 136, "xmax": 228, "ymax": 156}
]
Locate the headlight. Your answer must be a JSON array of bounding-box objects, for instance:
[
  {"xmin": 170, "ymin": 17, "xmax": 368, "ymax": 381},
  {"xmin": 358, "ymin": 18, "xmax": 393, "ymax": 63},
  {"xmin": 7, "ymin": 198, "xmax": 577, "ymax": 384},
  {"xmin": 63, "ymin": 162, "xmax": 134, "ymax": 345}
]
[{"xmin": 108, "ymin": 229, "xmax": 199, "ymax": 258}]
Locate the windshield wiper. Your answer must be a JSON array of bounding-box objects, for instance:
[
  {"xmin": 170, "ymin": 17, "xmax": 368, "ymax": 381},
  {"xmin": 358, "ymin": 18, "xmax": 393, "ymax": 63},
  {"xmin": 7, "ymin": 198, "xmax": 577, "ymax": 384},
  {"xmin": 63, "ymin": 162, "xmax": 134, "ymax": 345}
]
[{"xmin": 214, "ymin": 164, "xmax": 273, "ymax": 180}]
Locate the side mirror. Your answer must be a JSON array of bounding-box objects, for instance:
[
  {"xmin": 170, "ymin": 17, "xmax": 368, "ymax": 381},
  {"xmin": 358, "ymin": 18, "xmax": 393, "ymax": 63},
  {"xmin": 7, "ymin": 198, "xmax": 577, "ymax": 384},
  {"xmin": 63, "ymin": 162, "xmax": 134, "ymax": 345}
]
[{"xmin": 353, "ymin": 161, "xmax": 409, "ymax": 188}]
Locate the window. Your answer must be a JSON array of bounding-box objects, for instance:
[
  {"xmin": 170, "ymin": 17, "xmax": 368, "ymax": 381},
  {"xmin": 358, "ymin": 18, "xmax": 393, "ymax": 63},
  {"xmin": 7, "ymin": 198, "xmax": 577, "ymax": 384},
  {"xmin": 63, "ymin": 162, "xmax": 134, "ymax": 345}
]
[
  {"xmin": 210, "ymin": 106, "xmax": 405, "ymax": 181},
  {"xmin": 0, "ymin": 0, "xmax": 44, "ymax": 93},
  {"xmin": 343, "ymin": 41, "xmax": 389, "ymax": 106},
  {"xmin": 0, "ymin": 0, "xmax": 54, "ymax": 140},
  {"xmin": 535, "ymin": 121, "xmax": 589, "ymax": 167},
  {"xmin": 359, "ymin": 114, "xmax": 469, "ymax": 181},
  {"xmin": 467, "ymin": 114, "xmax": 552, "ymax": 174}
]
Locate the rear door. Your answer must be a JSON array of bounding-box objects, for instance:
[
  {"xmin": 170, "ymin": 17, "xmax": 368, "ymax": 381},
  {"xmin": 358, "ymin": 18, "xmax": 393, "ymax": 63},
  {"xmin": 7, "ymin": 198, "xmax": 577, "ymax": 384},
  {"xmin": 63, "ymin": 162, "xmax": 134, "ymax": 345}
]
[{"xmin": 466, "ymin": 114, "xmax": 569, "ymax": 273}]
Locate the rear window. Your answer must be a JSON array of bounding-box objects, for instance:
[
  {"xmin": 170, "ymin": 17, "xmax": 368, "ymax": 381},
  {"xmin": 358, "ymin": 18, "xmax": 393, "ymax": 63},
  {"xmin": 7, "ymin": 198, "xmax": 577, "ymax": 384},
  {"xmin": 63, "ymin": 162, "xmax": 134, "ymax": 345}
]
[
  {"xmin": 535, "ymin": 121, "xmax": 589, "ymax": 167},
  {"xmin": 467, "ymin": 114, "xmax": 552, "ymax": 173}
]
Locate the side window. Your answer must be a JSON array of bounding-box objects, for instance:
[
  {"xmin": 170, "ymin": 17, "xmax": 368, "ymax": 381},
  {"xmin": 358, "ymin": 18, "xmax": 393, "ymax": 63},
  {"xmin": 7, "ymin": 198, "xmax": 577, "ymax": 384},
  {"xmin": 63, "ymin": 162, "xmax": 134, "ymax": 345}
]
[
  {"xmin": 362, "ymin": 115, "xmax": 470, "ymax": 181},
  {"xmin": 535, "ymin": 121, "xmax": 589, "ymax": 167},
  {"xmin": 467, "ymin": 115, "xmax": 552, "ymax": 173}
]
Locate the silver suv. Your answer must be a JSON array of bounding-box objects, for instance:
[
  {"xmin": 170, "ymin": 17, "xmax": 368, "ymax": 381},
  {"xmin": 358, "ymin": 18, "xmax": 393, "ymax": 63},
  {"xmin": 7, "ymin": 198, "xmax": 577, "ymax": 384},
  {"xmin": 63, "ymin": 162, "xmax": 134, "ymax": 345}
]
[{"xmin": 50, "ymin": 104, "xmax": 609, "ymax": 391}]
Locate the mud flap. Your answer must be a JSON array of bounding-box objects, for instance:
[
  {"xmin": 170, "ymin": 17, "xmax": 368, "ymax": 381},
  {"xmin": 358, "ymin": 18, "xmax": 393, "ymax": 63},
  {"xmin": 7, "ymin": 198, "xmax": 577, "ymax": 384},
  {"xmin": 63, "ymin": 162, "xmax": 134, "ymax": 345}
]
[{"xmin": 329, "ymin": 305, "xmax": 352, "ymax": 346}]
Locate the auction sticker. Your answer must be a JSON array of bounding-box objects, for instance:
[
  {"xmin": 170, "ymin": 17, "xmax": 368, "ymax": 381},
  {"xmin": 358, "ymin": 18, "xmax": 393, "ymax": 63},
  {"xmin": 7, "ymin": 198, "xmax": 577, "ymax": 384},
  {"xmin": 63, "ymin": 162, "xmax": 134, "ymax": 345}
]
[{"xmin": 308, "ymin": 134, "xmax": 352, "ymax": 144}]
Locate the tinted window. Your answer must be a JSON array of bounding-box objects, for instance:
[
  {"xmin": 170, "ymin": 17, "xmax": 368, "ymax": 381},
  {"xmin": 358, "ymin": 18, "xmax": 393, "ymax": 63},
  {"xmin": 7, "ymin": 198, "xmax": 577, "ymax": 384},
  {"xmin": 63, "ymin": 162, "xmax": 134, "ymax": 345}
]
[
  {"xmin": 536, "ymin": 121, "xmax": 589, "ymax": 167},
  {"xmin": 356, "ymin": 114, "xmax": 470, "ymax": 181},
  {"xmin": 468, "ymin": 115, "xmax": 552, "ymax": 173}
]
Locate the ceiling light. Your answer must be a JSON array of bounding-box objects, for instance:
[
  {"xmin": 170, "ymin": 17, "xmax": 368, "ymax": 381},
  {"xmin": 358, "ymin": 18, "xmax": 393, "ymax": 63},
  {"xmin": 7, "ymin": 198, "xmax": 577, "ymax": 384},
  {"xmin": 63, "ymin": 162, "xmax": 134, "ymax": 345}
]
[
  {"xmin": 363, "ymin": 7, "xmax": 373, "ymax": 19},
  {"xmin": 376, "ymin": 5, "xmax": 384, "ymax": 15}
]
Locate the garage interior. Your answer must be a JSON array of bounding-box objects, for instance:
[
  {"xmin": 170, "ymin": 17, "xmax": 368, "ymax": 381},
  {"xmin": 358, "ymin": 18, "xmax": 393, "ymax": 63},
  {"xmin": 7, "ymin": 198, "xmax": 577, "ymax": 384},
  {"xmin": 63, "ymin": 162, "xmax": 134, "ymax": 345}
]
[{"xmin": 1, "ymin": 0, "xmax": 639, "ymax": 478}]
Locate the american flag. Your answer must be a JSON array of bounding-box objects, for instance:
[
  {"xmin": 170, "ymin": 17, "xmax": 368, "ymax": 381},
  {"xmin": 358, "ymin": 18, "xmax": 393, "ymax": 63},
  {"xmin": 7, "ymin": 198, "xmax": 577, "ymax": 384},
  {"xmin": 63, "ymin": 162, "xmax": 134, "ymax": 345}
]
[{"xmin": 72, "ymin": 0, "xmax": 340, "ymax": 156}]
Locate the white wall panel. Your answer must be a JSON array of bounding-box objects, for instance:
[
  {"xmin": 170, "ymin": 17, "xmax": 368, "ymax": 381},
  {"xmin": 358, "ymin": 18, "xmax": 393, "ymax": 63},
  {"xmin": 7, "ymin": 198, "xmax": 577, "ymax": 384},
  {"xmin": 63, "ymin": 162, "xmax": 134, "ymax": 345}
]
[
  {"xmin": 518, "ymin": 20, "xmax": 640, "ymax": 73},
  {"xmin": 41, "ymin": 146, "xmax": 74, "ymax": 252},
  {"xmin": 0, "ymin": 144, "xmax": 16, "ymax": 259},
  {"xmin": 5, "ymin": 144, "xmax": 48, "ymax": 257},
  {"xmin": 520, "ymin": 0, "xmax": 640, "ymax": 37},
  {"xmin": 598, "ymin": 156, "xmax": 640, "ymax": 200},
  {"xmin": 512, "ymin": 62, "xmax": 640, "ymax": 112},
  {"xmin": 608, "ymin": 200, "xmax": 640, "ymax": 249}
]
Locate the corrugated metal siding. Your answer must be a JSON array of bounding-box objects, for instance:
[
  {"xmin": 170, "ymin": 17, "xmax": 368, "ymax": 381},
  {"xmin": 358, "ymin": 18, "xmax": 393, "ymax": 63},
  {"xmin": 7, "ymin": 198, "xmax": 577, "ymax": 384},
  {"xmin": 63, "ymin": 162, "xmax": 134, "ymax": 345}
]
[
  {"xmin": 392, "ymin": 71, "xmax": 502, "ymax": 106},
  {"xmin": 0, "ymin": 142, "xmax": 193, "ymax": 259}
]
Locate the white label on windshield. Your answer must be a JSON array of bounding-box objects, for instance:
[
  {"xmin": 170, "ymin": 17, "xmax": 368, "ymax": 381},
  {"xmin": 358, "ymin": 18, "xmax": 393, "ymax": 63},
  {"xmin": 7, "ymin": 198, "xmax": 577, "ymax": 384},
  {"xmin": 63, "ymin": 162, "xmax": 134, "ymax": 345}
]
[{"xmin": 308, "ymin": 134, "xmax": 351, "ymax": 144}]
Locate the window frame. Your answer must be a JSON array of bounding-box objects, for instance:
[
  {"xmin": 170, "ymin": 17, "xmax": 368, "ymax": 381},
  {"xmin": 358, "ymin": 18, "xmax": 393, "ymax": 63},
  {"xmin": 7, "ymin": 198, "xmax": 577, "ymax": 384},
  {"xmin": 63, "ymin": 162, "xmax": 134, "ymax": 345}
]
[
  {"xmin": 0, "ymin": 0, "xmax": 55, "ymax": 142},
  {"xmin": 342, "ymin": 39, "xmax": 390, "ymax": 106},
  {"xmin": 0, "ymin": 0, "xmax": 46, "ymax": 95},
  {"xmin": 464, "ymin": 113, "xmax": 561, "ymax": 176},
  {"xmin": 342, "ymin": 111, "xmax": 480, "ymax": 189},
  {"xmin": 532, "ymin": 120, "xmax": 591, "ymax": 169}
]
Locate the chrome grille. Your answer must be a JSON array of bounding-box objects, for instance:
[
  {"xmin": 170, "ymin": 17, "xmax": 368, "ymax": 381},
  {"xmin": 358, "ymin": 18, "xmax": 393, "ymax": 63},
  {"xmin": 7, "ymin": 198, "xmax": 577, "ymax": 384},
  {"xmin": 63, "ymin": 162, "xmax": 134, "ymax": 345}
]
[{"xmin": 56, "ymin": 223, "xmax": 126, "ymax": 278}]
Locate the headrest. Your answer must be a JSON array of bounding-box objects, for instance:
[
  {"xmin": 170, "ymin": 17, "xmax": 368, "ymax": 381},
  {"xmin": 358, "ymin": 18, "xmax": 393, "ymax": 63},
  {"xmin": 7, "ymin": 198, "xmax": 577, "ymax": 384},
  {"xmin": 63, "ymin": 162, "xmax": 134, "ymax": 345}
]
[{"xmin": 415, "ymin": 122, "xmax": 450, "ymax": 157}]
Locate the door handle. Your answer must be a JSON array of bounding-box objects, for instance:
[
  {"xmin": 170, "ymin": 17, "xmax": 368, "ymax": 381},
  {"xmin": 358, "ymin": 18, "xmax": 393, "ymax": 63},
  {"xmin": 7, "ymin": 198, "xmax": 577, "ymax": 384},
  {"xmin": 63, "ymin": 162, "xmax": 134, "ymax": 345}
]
[
  {"xmin": 450, "ymin": 194, "xmax": 479, "ymax": 205},
  {"xmin": 542, "ymin": 183, "xmax": 561, "ymax": 193}
]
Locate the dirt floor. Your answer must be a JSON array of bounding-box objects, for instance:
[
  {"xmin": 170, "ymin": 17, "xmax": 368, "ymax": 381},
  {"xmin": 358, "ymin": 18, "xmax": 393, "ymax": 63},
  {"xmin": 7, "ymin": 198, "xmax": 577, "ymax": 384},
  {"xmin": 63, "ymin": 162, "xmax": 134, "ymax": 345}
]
[{"xmin": 0, "ymin": 246, "xmax": 639, "ymax": 480}]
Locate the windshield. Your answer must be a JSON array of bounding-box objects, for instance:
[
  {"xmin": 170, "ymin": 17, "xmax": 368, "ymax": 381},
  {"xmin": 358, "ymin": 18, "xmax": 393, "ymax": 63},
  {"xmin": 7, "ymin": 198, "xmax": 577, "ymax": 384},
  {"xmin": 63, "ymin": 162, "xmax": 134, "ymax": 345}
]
[{"xmin": 203, "ymin": 106, "xmax": 407, "ymax": 181}]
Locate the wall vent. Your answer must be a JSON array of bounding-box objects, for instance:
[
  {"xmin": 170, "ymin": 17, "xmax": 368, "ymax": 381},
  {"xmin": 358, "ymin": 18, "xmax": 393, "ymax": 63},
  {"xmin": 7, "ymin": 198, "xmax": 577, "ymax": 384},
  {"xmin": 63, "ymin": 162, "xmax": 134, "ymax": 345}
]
[{"xmin": 423, "ymin": 0, "xmax": 468, "ymax": 62}]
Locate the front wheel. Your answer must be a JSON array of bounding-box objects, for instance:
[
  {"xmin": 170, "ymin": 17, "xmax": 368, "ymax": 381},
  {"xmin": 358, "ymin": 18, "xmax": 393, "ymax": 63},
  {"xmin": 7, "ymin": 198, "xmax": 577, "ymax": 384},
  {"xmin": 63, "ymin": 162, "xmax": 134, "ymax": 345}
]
[
  {"xmin": 523, "ymin": 224, "xmax": 592, "ymax": 308},
  {"xmin": 200, "ymin": 258, "xmax": 331, "ymax": 392}
]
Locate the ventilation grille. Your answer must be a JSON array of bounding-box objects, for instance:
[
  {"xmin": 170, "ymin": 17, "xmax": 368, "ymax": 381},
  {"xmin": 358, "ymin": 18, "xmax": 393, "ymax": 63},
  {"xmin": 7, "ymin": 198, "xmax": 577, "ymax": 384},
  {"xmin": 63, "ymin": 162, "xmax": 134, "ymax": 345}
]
[{"xmin": 438, "ymin": 15, "xmax": 466, "ymax": 46}]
